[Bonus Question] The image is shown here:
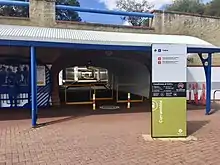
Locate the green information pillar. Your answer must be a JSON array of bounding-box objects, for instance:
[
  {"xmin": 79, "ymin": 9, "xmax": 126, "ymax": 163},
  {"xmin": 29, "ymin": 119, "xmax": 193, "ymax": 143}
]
[{"xmin": 151, "ymin": 44, "xmax": 187, "ymax": 138}]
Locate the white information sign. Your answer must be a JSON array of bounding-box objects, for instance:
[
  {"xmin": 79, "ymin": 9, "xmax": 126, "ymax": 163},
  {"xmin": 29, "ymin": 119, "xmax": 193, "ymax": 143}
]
[
  {"xmin": 152, "ymin": 44, "xmax": 187, "ymax": 82},
  {"xmin": 151, "ymin": 44, "xmax": 188, "ymax": 138},
  {"xmin": 37, "ymin": 65, "xmax": 46, "ymax": 86}
]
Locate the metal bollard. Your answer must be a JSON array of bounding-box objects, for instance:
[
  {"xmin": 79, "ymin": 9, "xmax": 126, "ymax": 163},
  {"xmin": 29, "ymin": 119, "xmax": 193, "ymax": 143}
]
[
  {"xmin": 92, "ymin": 93, "xmax": 96, "ymax": 110},
  {"xmin": 127, "ymin": 93, "xmax": 131, "ymax": 109}
]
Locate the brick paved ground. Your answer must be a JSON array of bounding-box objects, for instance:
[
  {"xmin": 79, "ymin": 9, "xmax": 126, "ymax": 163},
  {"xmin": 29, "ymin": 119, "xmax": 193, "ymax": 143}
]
[{"xmin": 0, "ymin": 104, "xmax": 220, "ymax": 165}]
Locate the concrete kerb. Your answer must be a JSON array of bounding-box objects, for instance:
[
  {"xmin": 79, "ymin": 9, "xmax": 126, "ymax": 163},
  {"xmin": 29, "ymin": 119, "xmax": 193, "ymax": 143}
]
[{"xmin": 142, "ymin": 134, "xmax": 198, "ymax": 142}]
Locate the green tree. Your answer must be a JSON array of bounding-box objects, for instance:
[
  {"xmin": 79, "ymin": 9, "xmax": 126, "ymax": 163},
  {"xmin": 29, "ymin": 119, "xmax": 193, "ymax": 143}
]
[
  {"xmin": 0, "ymin": 5, "xmax": 28, "ymax": 17},
  {"xmin": 204, "ymin": 0, "xmax": 220, "ymax": 17},
  {"xmin": 0, "ymin": 0, "xmax": 81, "ymax": 22},
  {"xmin": 56, "ymin": 0, "xmax": 81, "ymax": 21},
  {"xmin": 166, "ymin": 0, "xmax": 205, "ymax": 15},
  {"xmin": 116, "ymin": 0, "xmax": 153, "ymax": 26}
]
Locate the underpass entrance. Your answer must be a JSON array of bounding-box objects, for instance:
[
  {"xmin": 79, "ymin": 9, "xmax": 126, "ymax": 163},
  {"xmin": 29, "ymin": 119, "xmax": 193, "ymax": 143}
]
[
  {"xmin": 59, "ymin": 64, "xmax": 147, "ymax": 109},
  {"xmin": 0, "ymin": 24, "xmax": 219, "ymax": 139},
  {"xmin": 57, "ymin": 44, "xmax": 188, "ymax": 139}
]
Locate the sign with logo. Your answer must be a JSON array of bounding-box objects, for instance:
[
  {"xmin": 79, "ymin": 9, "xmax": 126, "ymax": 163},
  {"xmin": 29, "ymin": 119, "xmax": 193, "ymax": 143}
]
[{"xmin": 151, "ymin": 44, "xmax": 187, "ymax": 138}]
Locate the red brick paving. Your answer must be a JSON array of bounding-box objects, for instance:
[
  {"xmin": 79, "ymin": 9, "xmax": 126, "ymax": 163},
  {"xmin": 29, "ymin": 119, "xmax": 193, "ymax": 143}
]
[{"xmin": 0, "ymin": 105, "xmax": 220, "ymax": 165}]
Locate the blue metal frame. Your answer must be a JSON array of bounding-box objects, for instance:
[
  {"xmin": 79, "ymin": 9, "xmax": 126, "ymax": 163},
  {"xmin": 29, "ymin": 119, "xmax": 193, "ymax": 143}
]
[
  {"xmin": 30, "ymin": 46, "xmax": 37, "ymax": 127},
  {"xmin": 0, "ymin": 39, "xmax": 220, "ymax": 53},
  {"xmin": 0, "ymin": 0, "xmax": 28, "ymax": 6},
  {"xmin": 0, "ymin": 0, "xmax": 218, "ymax": 126},
  {"xmin": 198, "ymin": 53, "xmax": 212, "ymax": 115},
  {"xmin": 0, "ymin": 39, "xmax": 220, "ymax": 126},
  {"xmin": 55, "ymin": 5, "xmax": 154, "ymax": 18},
  {"xmin": 0, "ymin": 39, "xmax": 150, "ymax": 51},
  {"xmin": 0, "ymin": 1, "xmax": 154, "ymax": 18}
]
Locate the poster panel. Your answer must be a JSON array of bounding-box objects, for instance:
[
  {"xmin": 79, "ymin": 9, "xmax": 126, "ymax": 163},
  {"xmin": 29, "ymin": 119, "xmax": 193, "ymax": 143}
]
[{"xmin": 37, "ymin": 66, "xmax": 46, "ymax": 86}]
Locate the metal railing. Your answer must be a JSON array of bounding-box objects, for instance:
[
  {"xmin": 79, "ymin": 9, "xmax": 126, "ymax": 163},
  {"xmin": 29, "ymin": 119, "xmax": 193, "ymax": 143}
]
[
  {"xmin": 116, "ymin": 84, "xmax": 144, "ymax": 103},
  {"xmin": 89, "ymin": 83, "xmax": 114, "ymax": 101},
  {"xmin": 56, "ymin": 5, "xmax": 154, "ymax": 18},
  {"xmin": 0, "ymin": 0, "xmax": 29, "ymax": 6},
  {"xmin": 213, "ymin": 90, "xmax": 220, "ymax": 102},
  {"xmin": 63, "ymin": 83, "xmax": 114, "ymax": 105},
  {"xmin": 0, "ymin": 0, "xmax": 154, "ymax": 25},
  {"xmin": 63, "ymin": 84, "xmax": 94, "ymax": 105}
]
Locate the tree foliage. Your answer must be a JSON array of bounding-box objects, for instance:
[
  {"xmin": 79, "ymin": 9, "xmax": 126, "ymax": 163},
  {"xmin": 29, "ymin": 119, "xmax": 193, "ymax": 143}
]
[
  {"xmin": 0, "ymin": 5, "xmax": 29, "ymax": 17},
  {"xmin": 204, "ymin": 0, "xmax": 220, "ymax": 17},
  {"xmin": 116, "ymin": 0, "xmax": 154, "ymax": 26},
  {"xmin": 166, "ymin": 0, "xmax": 220, "ymax": 17},
  {"xmin": 116, "ymin": 0, "xmax": 220, "ymax": 26},
  {"xmin": 56, "ymin": 0, "xmax": 81, "ymax": 21},
  {"xmin": 0, "ymin": 0, "xmax": 81, "ymax": 22},
  {"xmin": 166, "ymin": 0, "xmax": 205, "ymax": 15}
]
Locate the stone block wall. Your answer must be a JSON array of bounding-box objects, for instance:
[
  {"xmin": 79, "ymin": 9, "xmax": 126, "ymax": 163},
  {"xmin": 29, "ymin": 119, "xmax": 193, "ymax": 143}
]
[
  {"xmin": 29, "ymin": 0, "xmax": 55, "ymax": 27},
  {"xmin": 152, "ymin": 10, "xmax": 220, "ymax": 46}
]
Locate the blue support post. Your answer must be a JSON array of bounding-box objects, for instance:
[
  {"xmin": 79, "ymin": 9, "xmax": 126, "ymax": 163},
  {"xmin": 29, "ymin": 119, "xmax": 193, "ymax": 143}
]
[
  {"xmin": 198, "ymin": 53, "xmax": 212, "ymax": 115},
  {"xmin": 31, "ymin": 46, "xmax": 37, "ymax": 127}
]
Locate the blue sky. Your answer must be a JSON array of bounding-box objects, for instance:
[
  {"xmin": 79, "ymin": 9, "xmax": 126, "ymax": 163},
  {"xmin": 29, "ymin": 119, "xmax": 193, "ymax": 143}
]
[
  {"xmin": 78, "ymin": 0, "xmax": 212, "ymax": 25},
  {"xmin": 78, "ymin": 0, "xmax": 123, "ymax": 24}
]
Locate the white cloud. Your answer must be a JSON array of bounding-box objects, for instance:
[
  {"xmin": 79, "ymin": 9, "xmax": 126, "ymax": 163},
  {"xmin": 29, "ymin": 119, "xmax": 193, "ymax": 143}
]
[
  {"xmin": 122, "ymin": 20, "xmax": 132, "ymax": 26},
  {"xmin": 99, "ymin": 0, "xmax": 118, "ymax": 10},
  {"xmin": 98, "ymin": 0, "xmax": 174, "ymax": 10}
]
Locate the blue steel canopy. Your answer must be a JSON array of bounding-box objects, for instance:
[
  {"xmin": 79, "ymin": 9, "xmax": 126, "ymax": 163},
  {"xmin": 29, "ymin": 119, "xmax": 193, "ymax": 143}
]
[{"xmin": 0, "ymin": 24, "xmax": 219, "ymax": 127}]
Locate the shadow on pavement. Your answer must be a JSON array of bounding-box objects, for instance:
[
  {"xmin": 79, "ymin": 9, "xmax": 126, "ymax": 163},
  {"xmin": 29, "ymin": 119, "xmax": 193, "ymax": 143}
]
[
  {"xmin": 187, "ymin": 104, "xmax": 206, "ymax": 111},
  {"xmin": 0, "ymin": 101, "xmax": 217, "ymax": 124},
  {"xmin": 0, "ymin": 102, "xmax": 150, "ymax": 121},
  {"xmin": 187, "ymin": 120, "xmax": 210, "ymax": 135},
  {"xmin": 36, "ymin": 113, "xmax": 90, "ymax": 128}
]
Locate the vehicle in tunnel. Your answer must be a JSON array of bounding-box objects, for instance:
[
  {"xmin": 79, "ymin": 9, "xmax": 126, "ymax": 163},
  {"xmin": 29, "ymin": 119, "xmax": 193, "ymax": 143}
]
[
  {"xmin": 57, "ymin": 51, "xmax": 151, "ymax": 107},
  {"xmin": 59, "ymin": 64, "xmax": 149, "ymax": 106},
  {"xmin": 62, "ymin": 66, "xmax": 109, "ymax": 84}
]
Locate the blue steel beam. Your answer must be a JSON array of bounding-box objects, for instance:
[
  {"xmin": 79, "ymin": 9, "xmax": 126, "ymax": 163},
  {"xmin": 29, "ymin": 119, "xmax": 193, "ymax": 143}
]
[
  {"xmin": 31, "ymin": 46, "xmax": 37, "ymax": 127},
  {"xmin": 0, "ymin": 0, "xmax": 154, "ymax": 18},
  {"xmin": 0, "ymin": 0, "xmax": 28, "ymax": 6},
  {"xmin": 56, "ymin": 5, "xmax": 154, "ymax": 18}
]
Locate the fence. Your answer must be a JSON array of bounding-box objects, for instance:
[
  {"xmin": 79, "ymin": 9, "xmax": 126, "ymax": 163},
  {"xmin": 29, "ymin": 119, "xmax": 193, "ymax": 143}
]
[{"xmin": 0, "ymin": 0, "xmax": 154, "ymax": 26}]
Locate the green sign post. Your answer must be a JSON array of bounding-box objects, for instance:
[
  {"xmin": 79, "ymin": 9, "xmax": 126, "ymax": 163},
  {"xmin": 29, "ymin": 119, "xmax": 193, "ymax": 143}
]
[{"xmin": 151, "ymin": 44, "xmax": 187, "ymax": 138}]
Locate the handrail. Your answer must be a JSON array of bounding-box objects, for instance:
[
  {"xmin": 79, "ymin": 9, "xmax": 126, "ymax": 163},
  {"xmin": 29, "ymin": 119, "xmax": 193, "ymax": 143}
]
[
  {"xmin": 0, "ymin": 0, "xmax": 28, "ymax": 6},
  {"xmin": 64, "ymin": 84, "xmax": 94, "ymax": 105},
  {"xmin": 56, "ymin": 5, "xmax": 154, "ymax": 18},
  {"xmin": 213, "ymin": 90, "xmax": 220, "ymax": 102},
  {"xmin": 63, "ymin": 83, "xmax": 114, "ymax": 102},
  {"xmin": 61, "ymin": 83, "xmax": 107, "ymax": 88},
  {"xmin": 116, "ymin": 84, "xmax": 144, "ymax": 103},
  {"xmin": 0, "ymin": 0, "xmax": 154, "ymax": 18},
  {"xmin": 117, "ymin": 83, "xmax": 139, "ymax": 86}
]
